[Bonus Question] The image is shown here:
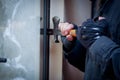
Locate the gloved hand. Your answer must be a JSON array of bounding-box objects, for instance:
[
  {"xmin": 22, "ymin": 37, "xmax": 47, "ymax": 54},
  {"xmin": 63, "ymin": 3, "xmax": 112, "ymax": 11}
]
[{"xmin": 77, "ymin": 19, "xmax": 108, "ymax": 48}]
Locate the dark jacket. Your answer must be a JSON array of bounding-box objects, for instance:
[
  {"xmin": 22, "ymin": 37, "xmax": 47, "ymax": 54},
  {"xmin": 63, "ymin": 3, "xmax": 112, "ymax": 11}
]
[{"xmin": 63, "ymin": 0, "xmax": 120, "ymax": 80}]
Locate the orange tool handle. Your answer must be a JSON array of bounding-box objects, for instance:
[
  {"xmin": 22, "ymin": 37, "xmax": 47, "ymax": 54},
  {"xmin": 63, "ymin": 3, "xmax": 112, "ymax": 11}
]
[{"xmin": 69, "ymin": 29, "xmax": 76, "ymax": 37}]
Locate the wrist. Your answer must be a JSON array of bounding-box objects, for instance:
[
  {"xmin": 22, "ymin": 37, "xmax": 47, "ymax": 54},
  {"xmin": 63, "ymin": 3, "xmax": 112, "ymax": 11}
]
[{"xmin": 63, "ymin": 38, "xmax": 76, "ymax": 52}]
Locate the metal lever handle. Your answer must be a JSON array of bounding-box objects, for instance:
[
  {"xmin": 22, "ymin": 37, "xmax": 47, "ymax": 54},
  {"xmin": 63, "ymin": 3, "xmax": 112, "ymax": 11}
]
[
  {"xmin": 52, "ymin": 16, "xmax": 60, "ymax": 43},
  {"xmin": 52, "ymin": 16, "xmax": 77, "ymax": 43}
]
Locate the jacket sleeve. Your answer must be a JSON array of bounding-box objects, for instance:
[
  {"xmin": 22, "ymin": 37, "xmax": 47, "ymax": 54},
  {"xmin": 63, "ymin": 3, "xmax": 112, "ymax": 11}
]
[
  {"xmin": 63, "ymin": 39, "xmax": 86, "ymax": 72},
  {"xmin": 89, "ymin": 36, "xmax": 120, "ymax": 79}
]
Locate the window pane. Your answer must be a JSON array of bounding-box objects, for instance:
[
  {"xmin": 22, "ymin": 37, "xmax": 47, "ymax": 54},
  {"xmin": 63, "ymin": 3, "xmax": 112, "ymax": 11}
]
[{"xmin": 0, "ymin": 0, "xmax": 40, "ymax": 80}]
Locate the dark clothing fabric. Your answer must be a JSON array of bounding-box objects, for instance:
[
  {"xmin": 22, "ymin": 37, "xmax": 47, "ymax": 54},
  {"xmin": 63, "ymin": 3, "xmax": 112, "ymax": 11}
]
[
  {"xmin": 88, "ymin": 36, "xmax": 120, "ymax": 80},
  {"xmin": 63, "ymin": 40, "xmax": 86, "ymax": 72},
  {"xmin": 63, "ymin": 0, "xmax": 120, "ymax": 80},
  {"xmin": 77, "ymin": 19, "xmax": 108, "ymax": 48}
]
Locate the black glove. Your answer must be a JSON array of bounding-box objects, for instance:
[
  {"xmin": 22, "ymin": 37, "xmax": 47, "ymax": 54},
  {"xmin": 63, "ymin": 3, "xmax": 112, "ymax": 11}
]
[{"xmin": 77, "ymin": 19, "xmax": 108, "ymax": 48}]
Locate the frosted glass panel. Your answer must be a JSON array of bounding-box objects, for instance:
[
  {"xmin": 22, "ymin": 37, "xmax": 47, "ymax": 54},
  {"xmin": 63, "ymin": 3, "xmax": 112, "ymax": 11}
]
[{"xmin": 0, "ymin": 0, "xmax": 40, "ymax": 80}]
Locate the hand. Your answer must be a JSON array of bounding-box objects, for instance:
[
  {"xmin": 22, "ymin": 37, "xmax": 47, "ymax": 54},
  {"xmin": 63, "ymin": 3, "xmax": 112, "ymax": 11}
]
[
  {"xmin": 77, "ymin": 18, "xmax": 108, "ymax": 48},
  {"xmin": 58, "ymin": 22, "xmax": 74, "ymax": 41},
  {"xmin": 58, "ymin": 22, "xmax": 77, "ymax": 53}
]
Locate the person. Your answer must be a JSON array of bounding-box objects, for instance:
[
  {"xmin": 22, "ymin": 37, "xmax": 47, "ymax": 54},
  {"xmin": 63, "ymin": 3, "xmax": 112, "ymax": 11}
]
[{"xmin": 59, "ymin": 0, "xmax": 120, "ymax": 79}]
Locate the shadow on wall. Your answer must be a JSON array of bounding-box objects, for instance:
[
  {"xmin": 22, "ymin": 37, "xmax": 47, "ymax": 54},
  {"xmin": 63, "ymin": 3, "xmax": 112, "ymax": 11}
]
[{"xmin": 64, "ymin": 0, "xmax": 91, "ymax": 25}]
